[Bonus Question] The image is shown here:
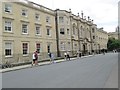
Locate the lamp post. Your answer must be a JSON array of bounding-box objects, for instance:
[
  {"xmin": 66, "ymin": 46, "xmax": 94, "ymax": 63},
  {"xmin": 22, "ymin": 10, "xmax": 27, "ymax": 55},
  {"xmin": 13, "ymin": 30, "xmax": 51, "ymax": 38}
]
[{"xmin": 118, "ymin": 26, "xmax": 120, "ymax": 40}]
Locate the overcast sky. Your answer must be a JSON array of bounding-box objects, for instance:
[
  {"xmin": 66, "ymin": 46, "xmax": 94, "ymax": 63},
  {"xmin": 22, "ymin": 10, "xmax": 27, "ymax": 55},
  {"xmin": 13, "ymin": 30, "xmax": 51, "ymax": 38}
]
[{"xmin": 29, "ymin": 0, "xmax": 118, "ymax": 32}]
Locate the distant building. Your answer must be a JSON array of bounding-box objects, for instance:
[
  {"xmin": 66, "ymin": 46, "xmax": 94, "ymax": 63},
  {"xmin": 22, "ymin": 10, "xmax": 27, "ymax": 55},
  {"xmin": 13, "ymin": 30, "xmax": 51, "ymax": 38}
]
[
  {"xmin": 108, "ymin": 32, "xmax": 119, "ymax": 40},
  {"xmin": 96, "ymin": 28, "xmax": 108, "ymax": 52}
]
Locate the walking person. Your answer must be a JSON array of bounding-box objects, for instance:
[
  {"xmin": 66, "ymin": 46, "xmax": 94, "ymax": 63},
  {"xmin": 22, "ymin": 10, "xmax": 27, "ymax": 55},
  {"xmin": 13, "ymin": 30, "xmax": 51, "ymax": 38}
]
[
  {"xmin": 51, "ymin": 53, "xmax": 55, "ymax": 63},
  {"xmin": 48, "ymin": 52, "xmax": 52, "ymax": 63},
  {"xmin": 34, "ymin": 51, "xmax": 38, "ymax": 65},
  {"xmin": 67, "ymin": 52, "xmax": 70, "ymax": 60},
  {"xmin": 32, "ymin": 51, "xmax": 37, "ymax": 66},
  {"xmin": 64, "ymin": 52, "xmax": 67, "ymax": 60},
  {"xmin": 32, "ymin": 51, "xmax": 38, "ymax": 66}
]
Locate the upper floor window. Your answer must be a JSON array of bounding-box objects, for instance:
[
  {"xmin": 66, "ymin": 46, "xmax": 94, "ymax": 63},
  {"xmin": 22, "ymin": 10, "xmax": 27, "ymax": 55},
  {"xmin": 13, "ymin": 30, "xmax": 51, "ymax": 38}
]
[
  {"xmin": 35, "ymin": 13, "xmax": 40, "ymax": 21},
  {"xmin": 47, "ymin": 27, "xmax": 51, "ymax": 36},
  {"xmin": 5, "ymin": 20, "xmax": 12, "ymax": 32},
  {"xmin": 22, "ymin": 9, "xmax": 28, "ymax": 17},
  {"xmin": 73, "ymin": 25, "xmax": 76, "ymax": 35},
  {"xmin": 60, "ymin": 28, "xmax": 65, "ymax": 35},
  {"xmin": 92, "ymin": 28, "xmax": 95, "ymax": 33},
  {"xmin": 46, "ymin": 16, "xmax": 50, "ymax": 23},
  {"xmin": 67, "ymin": 29, "xmax": 70, "ymax": 35},
  {"xmin": 35, "ymin": 26, "xmax": 41, "ymax": 35},
  {"xmin": 4, "ymin": 4, "xmax": 12, "ymax": 13},
  {"xmin": 22, "ymin": 24, "xmax": 28, "ymax": 34},
  {"xmin": 93, "ymin": 36, "xmax": 95, "ymax": 39},
  {"xmin": 60, "ymin": 42, "xmax": 65, "ymax": 51},
  {"xmin": 59, "ymin": 17, "xmax": 64, "ymax": 23}
]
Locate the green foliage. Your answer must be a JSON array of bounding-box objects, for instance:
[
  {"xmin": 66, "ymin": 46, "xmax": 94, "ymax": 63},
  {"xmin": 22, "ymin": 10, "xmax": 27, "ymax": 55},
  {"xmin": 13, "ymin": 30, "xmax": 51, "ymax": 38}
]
[{"xmin": 107, "ymin": 38, "xmax": 120, "ymax": 51}]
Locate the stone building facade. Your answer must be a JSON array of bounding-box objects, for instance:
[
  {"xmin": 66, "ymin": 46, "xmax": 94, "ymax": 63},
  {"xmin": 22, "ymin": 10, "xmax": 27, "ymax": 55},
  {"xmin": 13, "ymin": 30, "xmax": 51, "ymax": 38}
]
[
  {"xmin": 96, "ymin": 28, "xmax": 108, "ymax": 53},
  {"xmin": 55, "ymin": 9, "xmax": 98, "ymax": 57},
  {"xmin": 0, "ymin": 0, "xmax": 108, "ymax": 64},
  {"xmin": 1, "ymin": 0, "xmax": 57, "ymax": 64}
]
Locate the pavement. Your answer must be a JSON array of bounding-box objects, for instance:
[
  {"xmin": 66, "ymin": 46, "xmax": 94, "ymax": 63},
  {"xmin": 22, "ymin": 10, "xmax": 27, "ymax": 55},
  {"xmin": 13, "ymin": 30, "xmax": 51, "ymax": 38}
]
[
  {"xmin": 0, "ymin": 55, "xmax": 94, "ymax": 73},
  {"xmin": 104, "ymin": 61, "xmax": 118, "ymax": 88}
]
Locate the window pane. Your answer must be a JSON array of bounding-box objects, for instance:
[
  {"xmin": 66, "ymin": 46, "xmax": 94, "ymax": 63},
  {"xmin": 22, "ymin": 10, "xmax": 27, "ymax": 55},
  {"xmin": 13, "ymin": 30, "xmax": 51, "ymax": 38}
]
[
  {"xmin": 47, "ymin": 44, "xmax": 50, "ymax": 53},
  {"xmin": 47, "ymin": 28, "xmax": 50, "ymax": 35},
  {"xmin": 23, "ymin": 43, "xmax": 28, "ymax": 55},
  {"xmin": 5, "ymin": 21, "xmax": 12, "ymax": 32},
  {"xmin": 60, "ymin": 28, "xmax": 64, "ymax": 34},
  {"xmin": 36, "ymin": 43, "xmax": 40, "ymax": 53},
  {"xmin": 22, "ymin": 9, "xmax": 27, "ymax": 16},
  {"xmin": 5, "ymin": 4, "xmax": 12, "ymax": 13},
  {"xmin": 5, "ymin": 49, "xmax": 11, "ymax": 56},
  {"xmin": 22, "ymin": 24, "xmax": 28, "ymax": 34},
  {"xmin": 36, "ymin": 26, "xmax": 40, "ymax": 35},
  {"xmin": 5, "ymin": 42, "xmax": 12, "ymax": 56},
  {"xmin": 35, "ymin": 14, "xmax": 40, "ymax": 20},
  {"xmin": 59, "ymin": 17, "xmax": 64, "ymax": 23}
]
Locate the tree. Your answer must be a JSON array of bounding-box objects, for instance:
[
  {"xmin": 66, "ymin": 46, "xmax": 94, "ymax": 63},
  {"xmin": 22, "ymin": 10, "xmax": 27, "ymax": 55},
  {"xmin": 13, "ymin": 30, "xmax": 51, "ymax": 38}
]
[{"xmin": 107, "ymin": 38, "xmax": 120, "ymax": 51}]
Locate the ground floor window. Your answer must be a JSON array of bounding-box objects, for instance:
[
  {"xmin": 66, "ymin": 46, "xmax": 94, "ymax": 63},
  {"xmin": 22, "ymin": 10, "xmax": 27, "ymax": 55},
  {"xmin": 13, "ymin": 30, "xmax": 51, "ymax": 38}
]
[
  {"xmin": 47, "ymin": 44, "xmax": 51, "ymax": 53},
  {"xmin": 5, "ymin": 42, "xmax": 12, "ymax": 56},
  {"xmin": 23, "ymin": 43, "xmax": 28, "ymax": 55},
  {"xmin": 36, "ymin": 43, "xmax": 40, "ymax": 53}
]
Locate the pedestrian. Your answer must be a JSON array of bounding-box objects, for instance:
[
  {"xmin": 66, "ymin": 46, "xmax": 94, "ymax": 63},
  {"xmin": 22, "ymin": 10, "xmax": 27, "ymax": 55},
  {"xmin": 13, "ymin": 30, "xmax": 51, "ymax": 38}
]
[
  {"xmin": 51, "ymin": 53, "xmax": 55, "ymax": 63},
  {"xmin": 48, "ymin": 52, "xmax": 52, "ymax": 63},
  {"xmin": 77, "ymin": 50, "xmax": 79, "ymax": 58},
  {"xmin": 34, "ymin": 51, "xmax": 38, "ymax": 65},
  {"xmin": 67, "ymin": 52, "xmax": 70, "ymax": 60},
  {"xmin": 64, "ymin": 52, "xmax": 67, "ymax": 60},
  {"xmin": 77, "ymin": 50, "xmax": 81, "ymax": 58},
  {"xmin": 102, "ymin": 49, "xmax": 105, "ymax": 55},
  {"xmin": 32, "ymin": 51, "xmax": 38, "ymax": 66}
]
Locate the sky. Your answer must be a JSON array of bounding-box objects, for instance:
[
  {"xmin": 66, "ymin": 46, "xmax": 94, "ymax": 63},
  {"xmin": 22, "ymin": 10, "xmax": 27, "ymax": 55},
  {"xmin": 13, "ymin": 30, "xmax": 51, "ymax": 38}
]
[{"xmin": 29, "ymin": 0, "xmax": 118, "ymax": 32}]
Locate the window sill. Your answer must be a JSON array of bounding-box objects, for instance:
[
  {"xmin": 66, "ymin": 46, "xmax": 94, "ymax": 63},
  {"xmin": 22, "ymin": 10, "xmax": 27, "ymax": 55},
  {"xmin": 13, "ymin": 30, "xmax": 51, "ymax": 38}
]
[
  {"xmin": 23, "ymin": 54, "xmax": 29, "ymax": 57},
  {"xmin": 5, "ymin": 55, "xmax": 13, "ymax": 58}
]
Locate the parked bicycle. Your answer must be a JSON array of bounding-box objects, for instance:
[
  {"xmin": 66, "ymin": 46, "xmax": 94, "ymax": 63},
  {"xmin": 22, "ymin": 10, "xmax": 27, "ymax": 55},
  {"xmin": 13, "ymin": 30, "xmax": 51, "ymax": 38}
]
[{"xmin": 2, "ymin": 61, "xmax": 13, "ymax": 69}]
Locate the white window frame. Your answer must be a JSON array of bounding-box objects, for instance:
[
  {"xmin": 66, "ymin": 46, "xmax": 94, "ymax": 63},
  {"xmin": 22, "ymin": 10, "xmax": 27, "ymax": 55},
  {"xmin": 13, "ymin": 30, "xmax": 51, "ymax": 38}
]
[
  {"xmin": 59, "ymin": 17, "xmax": 64, "ymax": 23},
  {"xmin": 67, "ymin": 42, "xmax": 71, "ymax": 51},
  {"xmin": 46, "ymin": 27, "xmax": 51, "ymax": 36},
  {"xmin": 21, "ymin": 9, "xmax": 28, "ymax": 17},
  {"xmin": 4, "ymin": 4, "xmax": 12, "ymax": 13},
  {"xmin": 35, "ymin": 26, "xmax": 41, "ymax": 35},
  {"xmin": 46, "ymin": 16, "xmax": 50, "ymax": 23},
  {"xmin": 4, "ymin": 20, "xmax": 12, "ymax": 32},
  {"xmin": 22, "ymin": 43, "xmax": 29, "ymax": 56},
  {"xmin": 60, "ymin": 42, "xmax": 65, "ymax": 51},
  {"xmin": 35, "ymin": 13, "xmax": 40, "ymax": 21},
  {"xmin": 60, "ymin": 28, "xmax": 65, "ymax": 35},
  {"xmin": 4, "ymin": 42, "xmax": 13, "ymax": 57},
  {"xmin": 22, "ymin": 24, "xmax": 28, "ymax": 34}
]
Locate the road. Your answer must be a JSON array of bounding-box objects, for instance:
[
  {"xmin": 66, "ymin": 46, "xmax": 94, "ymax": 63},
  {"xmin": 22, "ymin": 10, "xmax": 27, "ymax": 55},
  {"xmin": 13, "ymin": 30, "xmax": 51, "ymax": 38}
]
[{"xmin": 2, "ymin": 53, "xmax": 118, "ymax": 88}]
